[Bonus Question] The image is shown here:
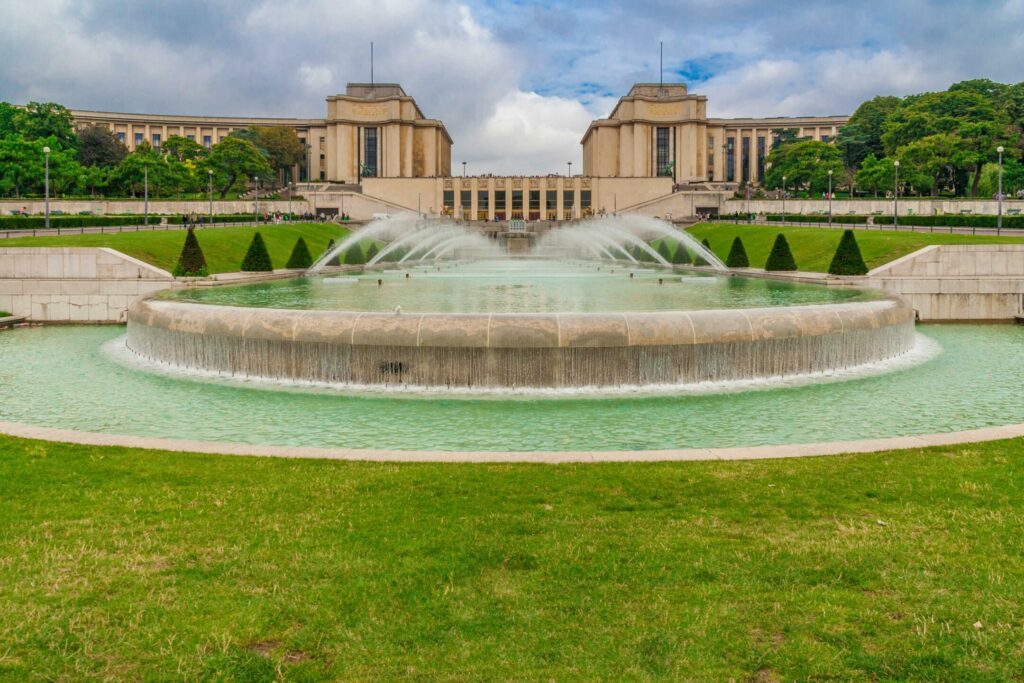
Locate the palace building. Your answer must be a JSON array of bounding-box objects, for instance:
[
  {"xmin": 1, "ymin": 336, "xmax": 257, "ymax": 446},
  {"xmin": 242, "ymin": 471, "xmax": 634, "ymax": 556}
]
[{"xmin": 68, "ymin": 82, "xmax": 848, "ymax": 220}]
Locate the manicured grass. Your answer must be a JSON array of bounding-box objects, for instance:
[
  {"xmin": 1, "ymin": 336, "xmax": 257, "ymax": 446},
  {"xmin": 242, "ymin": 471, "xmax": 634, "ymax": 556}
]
[
  {"xmin": 0, "ymin": 311, "xmax": 9, "ymax": 317},
  {"xmin": 686, "ymin": 223, "xmax": 1024, "ymax": 272},
  {"xmin": 2, "ymin": 435, "xmax": 1024, "ymax": 679},
  {"xmin": 0, "ymin": 224, "xmax": 351, "ymax": 274}
]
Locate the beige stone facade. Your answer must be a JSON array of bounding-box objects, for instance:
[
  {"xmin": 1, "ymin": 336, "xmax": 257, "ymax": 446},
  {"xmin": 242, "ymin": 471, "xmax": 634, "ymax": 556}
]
[
  {"xmin": 67, "ymin": 81, "xmax": 848, "ymax": 218},
  {"xmin": 582, "ymin": 84, "xmax": 847, "ymax": 184}
]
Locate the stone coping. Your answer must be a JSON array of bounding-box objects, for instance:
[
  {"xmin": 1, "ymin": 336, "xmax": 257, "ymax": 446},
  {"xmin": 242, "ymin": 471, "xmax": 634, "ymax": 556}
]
[
  {"xmin": 130, "ymin": 295, "xmax": 912, "ymax": 350},
  {"xmin": 1, "ymin": 420, "xmax": 1022, "ymax": 463}
]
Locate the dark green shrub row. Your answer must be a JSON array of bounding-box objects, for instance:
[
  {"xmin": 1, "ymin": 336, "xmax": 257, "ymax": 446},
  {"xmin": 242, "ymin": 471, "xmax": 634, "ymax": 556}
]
[
  {"xmin": 872, "ymin": 214, "xmax": 1024, "ymax": 228},
  {"xmin": 763, "ymin": 214, "xmax": 867, "ymax": 224},
  {"xmin": 0, "ymin": 214, "xmax": 260, "ymax": 230}
]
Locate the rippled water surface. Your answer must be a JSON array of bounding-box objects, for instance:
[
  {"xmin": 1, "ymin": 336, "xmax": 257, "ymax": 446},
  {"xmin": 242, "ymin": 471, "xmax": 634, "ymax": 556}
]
[
  {"xmin": 1, "ymin": 325, "xmax": 1021, "ymax": 451},
  {"xmin": 161, "ymin": 259, "xmax": 870, "ymax": 313}
]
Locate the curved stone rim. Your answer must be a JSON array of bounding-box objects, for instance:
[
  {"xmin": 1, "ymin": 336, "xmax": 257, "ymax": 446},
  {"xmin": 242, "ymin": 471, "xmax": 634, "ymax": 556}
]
[
  {"xmin": 1, "ymin": 419, "xmax": 1021, "ymax": 463},
  {"xmin": 129, "ymin": 295, "xmax": 914, "ymax": 350}
]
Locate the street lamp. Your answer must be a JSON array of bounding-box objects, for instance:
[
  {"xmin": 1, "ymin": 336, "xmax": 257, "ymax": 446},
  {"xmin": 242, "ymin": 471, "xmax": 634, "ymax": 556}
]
[
  {"xmin": 462, "ymin": 161, "xmax": 467, "ymax": 177},
  {"xmin": 287, "ymin": 181, "xmax": 292, "ymax": 219},
  {"xmin": 143, "ymin": 161, "xmax": 149, "ymax": 226},
  {"xmin": 254, "ymin": 176, "xmax": 259, "ymax": 224},
  {"xmin": 892, "ymin": 160, "xmax": 901, "ymax": 229},
  {"xmin": 997, "ymin": 145, "xmax": 1005, "ymax": 234},
  {"xmin": 567, "ymin": 161, "xmax": 572, "ymax": 177},
  {"xmin": 42, "ymin": 146, "xmax": 50, "ymax": 230},
  {"xmin": 207, "ymin": 169, "xmax": 214, "ymax": 224},
  {"xmin": 782, "ymin": 175, "xmax": 787, "ymax": 224},
  {"xmin": 827, "ymin": 169, "xmax": 833, "ymax": 226}
]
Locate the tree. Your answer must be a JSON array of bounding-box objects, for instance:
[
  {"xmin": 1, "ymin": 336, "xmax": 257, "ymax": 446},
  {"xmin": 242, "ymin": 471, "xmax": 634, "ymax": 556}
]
[
  {"xmin": 285, "ymin": 237, "xmax": 313, "ymax": 269},
  {"xmin": 0, "ymin": 135, "xmax": 42, "ymax": 197},
  {"xmin": 837, "ymin": 96, "xmax": 901, "ymax": 169},
  {"xmin": 208, "ymin": 136, "xmax": 271, "ymax": 198},
  {"xmin": 252, "ymin": 126, "xmax": 305, "ymax": 178},
  {"xmin": 764, "ymin": 234, "xmax": 797, "ymax": 271},
  {"xmin": 17, "ymin": 102, "xmax": 76, "ymax": 149},
  {"xmin": 241, "ymin": 232, "xmax": 274, "ymax": 271},
  {"xmin": 173, "ymin": 228, "xmax": 208, "ymax": 277},
  {"xmin": 896, "ymin": 134, "xmax": 960, "ymax": 196},
  {"xmin": 77, "ymin": 124, "xmax": 128, "ymax": 167},
  {"xmin": 671, "ymin": 241, "xmax": 691, "ymax": 265},
  {"xmin": 112, "ymin": 143, "xmax": 188, "ymax": 197},
  {"xmin": 828, "ymin": 230, "xmax": 868, "ymax": 276},
  {"xmin": 855, "ymin": 154, "xmax": 896, "ymax": 197},
  {"xmin": 764, "ymin": 140, "xmax": 844, "ymax": 193},
  {"xmin": 162, "ymin": 135, "xmax": 207, "ymax": 163},
  {"xmin": 656, "ymin": 241, "xmax": 671, "ymax": 261},
  {"xmin": 343, "ymin": 243, "xmax": 365, "ymax": 265},
  {"xmin": 725, "ymin": 237, "xmax": 749, "ymax": 268},
  {"xmin": 977, "ymin": 158, "xmax": 1024, "ymax": 198},
  {"xmin": 771, "ymin": 128, "xmax": 803, "ymax": 150}
]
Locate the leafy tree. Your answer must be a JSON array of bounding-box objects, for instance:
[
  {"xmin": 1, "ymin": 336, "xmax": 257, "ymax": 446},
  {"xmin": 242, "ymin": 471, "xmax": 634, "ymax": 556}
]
[
  {"xmin": 0, "ymin": 135, "xmax": 42, "ymax": 197},
  {"xmin": 855, "ymin": 154, "xmax": 896, "ymax": 197},
  {"xmin": 343, "ymin": 243, "xmax": 365, "ymax": 265},
  {"xmin": 977, "ymin": 158, "xmax": 1024, "ymax": 197},
  {"xmin": 208, "ymin": 136, "xmax": 271, "ymax": 198},
  {"xmin": 837, "ymin": 96, "xmax": 901, "ymax": 169},
  {"xmin": 162, "ymin": 135, "xmax": 207, "ymax": 163},
  {"xmin": 285, "ymin": 237, "xmax": 313, "ymax": 269},
  {"xmin": 764, "ymin": 140, "xmax": 844, "ymax": 193},
  {"xmin": 241, "ymin": 232, "xmax": 274, "ymax": 271},
  {"xmin": 252, "ymin": 126, "xmax": 305, "ymax": 177},
  {"xmin": 77, "ymin": 124, "xmax": 128, "ymax": 167},
  {"xmin": 725, "ymin": 237, "xmax": 749, "ymax": 268},
  {"xmin": 764, "ymin": 234, "xmax": 797, "ymax": 271},
  {"xmin": 771, "ymin": 128, "xmax": 803, "ymax": 150},
  {"xmin": 17, "ymin": 102, "xmax": 76, "ymax": 149},
  {"xmin": 112, "ymin": 143, "xmax": 188, "ymax": 197},
  {"xmin": 896, "ymin": 134, "xmax": 960, "ymax": 196},
  {"xmin": 173, "ymin": 228, "xmax": 208, "ymax": 277},
  {"xmin": 828, "ymin": 230, "xmax": 868, "ymax": 276}
]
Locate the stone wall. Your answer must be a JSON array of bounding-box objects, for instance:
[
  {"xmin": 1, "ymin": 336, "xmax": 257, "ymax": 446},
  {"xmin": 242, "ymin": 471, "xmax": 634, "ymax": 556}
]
[
  {"xmin": 722, "ymin": 198, "xmax": 1024, "ymax": 217},
  {"xmin": 865, "ymin": 245, "xmax": 1024, "ymax": 321},
  {"xmin": 0, "ymin": 248, "xmax": 178, "ymax": 323},
  {"xmin": 0, "ymin": 200, "xmax": 303, "ymax": 217}
]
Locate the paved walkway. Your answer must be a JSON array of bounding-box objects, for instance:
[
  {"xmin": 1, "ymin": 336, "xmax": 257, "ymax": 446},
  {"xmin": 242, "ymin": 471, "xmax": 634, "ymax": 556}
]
[{"xmin": 1, "ymin": 420, "xmax": 1022, "ymax": 463}]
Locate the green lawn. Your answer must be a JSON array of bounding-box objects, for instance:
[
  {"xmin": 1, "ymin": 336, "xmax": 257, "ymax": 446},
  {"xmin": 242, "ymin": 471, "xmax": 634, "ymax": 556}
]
[
  {"xmin": 2, "ymin": 435, "xmax": 1024, "ymax": 680},
  {"xmin": 0, "ymin": 224, "xmax": 352, "ymax": 274},
  {"xmin": 686, "ymin": 223, "xmax": 1024, "ymax": 272}
]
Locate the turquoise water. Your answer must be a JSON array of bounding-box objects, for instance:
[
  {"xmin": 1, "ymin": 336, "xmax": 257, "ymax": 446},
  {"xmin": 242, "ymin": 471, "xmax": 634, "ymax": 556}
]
[
  {"xmin": 1, "ymin": 325, "xmax": 1021, "ymax": 451},
  {"xmin": 162, "ymin": 260, "xmax": 869, "ymax": 313}
]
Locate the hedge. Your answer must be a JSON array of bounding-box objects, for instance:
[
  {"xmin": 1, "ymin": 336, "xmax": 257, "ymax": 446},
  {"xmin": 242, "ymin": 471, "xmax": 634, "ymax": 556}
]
[
  {"xmin": 872, "ymin": 214, "xmax": 1024, "ymax": 228},
  {"xmin": 0, "ymin": 214, "xmax": 258, "ymax": 230},
  {"xmin": 762, "ymin": 214, "xmax": 867, "ymax": 224}
]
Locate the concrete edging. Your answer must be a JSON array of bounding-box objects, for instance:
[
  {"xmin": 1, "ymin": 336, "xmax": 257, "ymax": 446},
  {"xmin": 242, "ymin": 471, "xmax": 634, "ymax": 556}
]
[{"xmin": 1, "ymin": 420, "xmax": 1022, "ymax": 463}]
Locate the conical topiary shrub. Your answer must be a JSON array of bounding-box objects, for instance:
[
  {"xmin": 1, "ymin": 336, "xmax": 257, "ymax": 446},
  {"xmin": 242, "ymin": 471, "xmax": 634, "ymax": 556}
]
[
  {"xmin": 322, "ymin": 239, "xmax": 341, "ymax": 266},
  {"xmin": 241, "ymin": 232, "xmax": 273, "ymax": 271},
  {"xmin": 285, "ymin": 237, "xmax": 313, "ymax": 269},
  {"xmin": 657, "ymin": 241, "xmax": 671, "ymax": 261},
  {"xmin": 344, "ymin": 243, "xmax": 365, "ymax": 266},
  {"xmin": 828, "ymin": 229, "xmax": 868, "ymax": 275},
  {"xmin": 765, "ymin": 234, "xmax": 797, "ymax": 271},
  {"xmin": 173, "ymin": 228, "xmax": 208, "ymax": 277},
  {"xmin": 725, "ymin": 236, "xmax": 749, "ymax": 268},
  {"xmin": 366, "ymin": 243, "xmax": 379, "ymax": 262},
  {"xmin": 672, "ymin": 242, "xmax": 692, "ymax": 265},
  {"xmin": 694, "ymin": 238, "xmax": 712, "ymax": 266}
]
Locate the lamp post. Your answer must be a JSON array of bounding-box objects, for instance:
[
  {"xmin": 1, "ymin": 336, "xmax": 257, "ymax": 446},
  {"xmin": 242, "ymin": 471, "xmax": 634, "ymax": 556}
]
[
  {"xmin": 782, "ymin": 175, "xmax": 786, "ymax": 224},
  {"xmin": 43, "ymin": 146, "xmax": 50, "ymax": 230},
  {"xmin": 997, "ymin": 145, "xmax": 1005, "ymax": 234},
  {"xmin": 567, "ymin": 161, "xmax": 572, "ymax": 177},
  {"xmin": 462, "ymin": 161, "xmax": 467, "ymax": 178},
  {"xmin": 827, "ymin": 169, "xmax": 833, "ymax": 226},
  {"xmin": 893, "ymin": 160, "xmax": 900, "ymax": 230},
  {"xmin": 143, "ymin": 161, "xmax": 149, "ymax": 226},
  {"xmin": 287, "ymin": 181, "xmax": 292, "ymax": 220},
  {"xmin": 207, "ymin": 169, "xmax": 213, "ymax": 225},
  {"xmin": 254, "ymin": 176, "xmax": 259, "ymax": 224}
]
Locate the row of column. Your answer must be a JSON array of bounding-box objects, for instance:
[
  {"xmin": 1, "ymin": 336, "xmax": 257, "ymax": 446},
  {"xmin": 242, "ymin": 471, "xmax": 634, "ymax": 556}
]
[{"xmin": 444, "ymin": 179, "xmax": 593, "ymax": 221}]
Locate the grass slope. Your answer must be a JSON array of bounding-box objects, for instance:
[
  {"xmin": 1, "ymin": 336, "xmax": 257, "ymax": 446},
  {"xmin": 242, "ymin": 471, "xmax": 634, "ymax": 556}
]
[
  {"xmin": 0, "ymin": 224, "xmax": 351, "ymax": 274},
  {"xmin": 686, "ymin": 223, "xmax": 1024, "ymax": 272},
  {"xmin": 2, "ymin": 434, "xmax": 1024, "ymax": 680}
]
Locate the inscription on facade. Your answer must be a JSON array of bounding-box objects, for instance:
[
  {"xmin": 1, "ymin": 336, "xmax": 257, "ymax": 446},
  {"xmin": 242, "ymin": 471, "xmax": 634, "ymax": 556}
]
[{"xmin": 351, "ymin": 103, "xmax": 389, "ymax": 119}]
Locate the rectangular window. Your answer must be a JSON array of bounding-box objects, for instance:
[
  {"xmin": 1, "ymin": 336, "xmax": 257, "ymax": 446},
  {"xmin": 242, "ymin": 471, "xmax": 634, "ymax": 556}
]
[
  {"xmin": 821, "ymin": 134, "xmax": 832, "ymax": 144},
  {"xmin": 151, "ymin": 133, "xmax": 161, "ymax": 149},
  {"xmin": 563, "ymin": 190, "xmax": 574, "ymax": 209},
  {"xmin": 186, "ymin": 134, "xmax": 195, "ymax": 141},
  {"xmin": 741, "ymin": 137, "xmax": 750, "ymax": 184},
  {"xmin": 757, "ymin": 136, "xmax": 766, "ymax": 182},
  {"xmin": 726, "ymin": 138, "xmax": 735, "ymax": 182},
  {"xmin": 528, "ymin": 190, "xmax": 540, "ymax": 220},
  {"xmin": 656, "ymin": 127, "xmax": 671, "ymax": 176},
  {"xmin": 116, "ymin": 132, "xmax": 126, "ymax": 143},
  {"xmin": 546, "ymin": 190, "xmax": 558, "ymax": 219},
  {"xmin": 477, "ymin": 190, "xmax": 489, "ymax": 220},
  {"xmin": 511, "ymin": 190, "xmax": 523, "ymax": 219},
  {"xmin": 203, "ymin": 135, "xmax": 212, "ymax": 148},
  {"xmin": 460, "ymin": 190, "xmax": 472, "ymax": 210},
  {"xmin": 442, "ymin": 190, "xmax": 455, "ymax": 216},
  {"xmin": 134, "ymin": 132, "xmax": 144, "ymax": 146},
  {"xmin": 707, "ymin": 134, "xmax": 714, "ymax": 178},
  {"xmin": 362, "ymin": 128, "xmax": 378, "ymax": 177},
  {"xmin": 495, "ymin": 191, "xmax": 506, "ymax": 210},
  {"xmin": 581, "ymin": 190, "xmax": 591, "ymax": 211}
]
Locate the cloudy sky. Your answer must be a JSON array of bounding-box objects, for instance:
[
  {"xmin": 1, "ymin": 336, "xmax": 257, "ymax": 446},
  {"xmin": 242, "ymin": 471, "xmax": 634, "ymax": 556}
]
[{"xmin": 1, "ymin": 0, "xmax": 1022, "ymax": 173}]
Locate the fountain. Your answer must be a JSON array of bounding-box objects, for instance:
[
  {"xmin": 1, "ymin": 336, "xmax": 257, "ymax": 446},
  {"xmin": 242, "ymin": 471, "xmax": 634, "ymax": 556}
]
[{"xmin": 125, "ymin": 214, "xmax": 915, "ymax": 390}]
